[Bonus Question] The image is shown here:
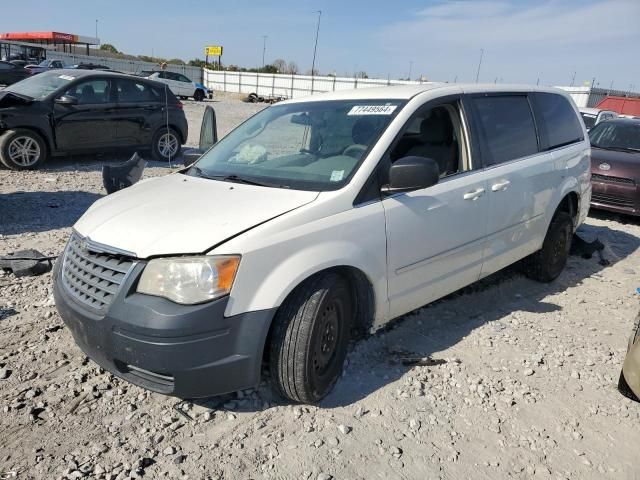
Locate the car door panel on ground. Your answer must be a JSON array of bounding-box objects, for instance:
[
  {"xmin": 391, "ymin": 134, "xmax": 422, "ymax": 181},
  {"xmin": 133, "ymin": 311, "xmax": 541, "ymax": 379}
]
[
  {"xmin": 53, "ymin": 78, "xmax": 118, "ymax": 150},
  {"xmin": 113, "ymin": 78, "xmax": 164, "ymax": 146},
  {"xmin": 382, "ymin": 98, "xmax": 490, "ymax": 318}
]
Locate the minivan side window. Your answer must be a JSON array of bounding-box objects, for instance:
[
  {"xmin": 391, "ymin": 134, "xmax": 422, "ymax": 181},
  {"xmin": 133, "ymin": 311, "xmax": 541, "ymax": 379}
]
[
  {"xmin": 471, "ymin": 95, "xmax": 538, "ymax": 166},
  {"xmin": 532, "ymin": 92, "xmax": 583, "ymax": 150}
]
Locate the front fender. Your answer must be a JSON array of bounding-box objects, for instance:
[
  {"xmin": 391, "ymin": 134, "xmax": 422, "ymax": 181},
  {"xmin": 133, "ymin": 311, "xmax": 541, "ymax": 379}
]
[{"xmin": 217, "ymin": 202, "xmax": 389, "ymax": 326}]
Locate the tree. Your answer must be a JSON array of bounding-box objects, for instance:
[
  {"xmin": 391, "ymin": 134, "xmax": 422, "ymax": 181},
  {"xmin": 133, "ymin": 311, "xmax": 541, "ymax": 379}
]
[
  {"xmin": 356, "ymin": 71, "xmax": 369, "ymax": 79},
  {"xmin": 286, "ymin": 61, "xmax": 299, "ymax": 74},
  {"xmin": 305, "ymin": 68, "xmax": 320, "ymax": 76},
  {"xmin": 100, "ymin": 44, "xmax": 119, "ymax": 54},
  {"xmin": 188, "ymin": 59, "xmax": 207, "ymax": 67},
  {"xmin": 272, "ymin": 58, "xmax": 287, "ymax": 73},
  {"xmin": 167, "ymin": 58, "xmax": 185, "ymax": 65}
]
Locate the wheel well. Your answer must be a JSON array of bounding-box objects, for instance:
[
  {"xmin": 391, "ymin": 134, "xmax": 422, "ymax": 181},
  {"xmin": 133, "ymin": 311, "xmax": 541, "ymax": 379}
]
[
  {"xmin": 556, "ymin": 192, "xmax": 579, "ymax": 226},
  {"xmin": 261, "ymin": 266, "xmax": 376, "ymax": 366},
  {"xmin": 5, "ymin": 126, "xmax": 51, "ymax": 153}
]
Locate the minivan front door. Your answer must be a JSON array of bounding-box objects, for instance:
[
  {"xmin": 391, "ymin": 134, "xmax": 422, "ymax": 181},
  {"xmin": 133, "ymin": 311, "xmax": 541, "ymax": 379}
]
[{"xmin": 382, "ymin": 98, "xmax": 489, "ymax": 319}]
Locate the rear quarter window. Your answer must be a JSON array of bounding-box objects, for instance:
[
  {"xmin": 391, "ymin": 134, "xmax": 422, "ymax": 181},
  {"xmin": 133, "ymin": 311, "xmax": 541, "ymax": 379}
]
[
  {"xmin": 470, "ymin": 95, "xmax": 539, "ymax": 166},
  {"xmin": 533, "ymin": 93, "xmax": 584, "ymax": 149}
]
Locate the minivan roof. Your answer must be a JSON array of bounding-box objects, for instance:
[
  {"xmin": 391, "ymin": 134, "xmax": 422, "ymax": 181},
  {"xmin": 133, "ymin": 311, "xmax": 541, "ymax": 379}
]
[{"xmin": 282, "ymin": 83, "xmax": 574, "ymax": 104}]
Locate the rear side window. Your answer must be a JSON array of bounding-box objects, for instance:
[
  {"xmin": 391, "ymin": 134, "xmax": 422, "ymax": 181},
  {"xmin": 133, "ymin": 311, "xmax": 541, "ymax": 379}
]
[
  {"xmin": 471, "ymin": 95, "xmax": 538, "ymax": 166},
  {"xmin": 533, "ymin": 93, "xmax": 583, "ymax": 149},
  {"xmin": 116, "ymin": 79, "xmax": 159, "ymax": 103}
]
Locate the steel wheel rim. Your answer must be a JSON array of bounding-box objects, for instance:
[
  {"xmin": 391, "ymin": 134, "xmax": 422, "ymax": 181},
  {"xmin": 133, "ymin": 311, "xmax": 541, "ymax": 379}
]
[
  {"xmin": 8, "ymin": 136, "xmax": 40, "ymax": 166},
  {"xmin": 312, "ymin": 300, "xmax": 342, "ymax": 375},
  {"xmin": 158, "ymin": 132, "xmax": 178, "ymax": 158}
]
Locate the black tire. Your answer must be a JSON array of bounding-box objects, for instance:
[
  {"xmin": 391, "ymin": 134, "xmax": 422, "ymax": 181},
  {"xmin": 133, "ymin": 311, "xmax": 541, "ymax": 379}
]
[
  {"xmin": 618, "ymin": 372, "xmax": 639, "ymax": 402},
  {"xmin": 522, "ymin": 211, "xmax": 573, "ymax": 283},
  {"xmin": 151, "ymin": 127, "xmax": 182, "ymax": 162},
  {"xmin": 0, "ymin": 128, "xmax": 48, "ymax": 170},
  {"xmin": 269, "ymin": 272, "xmax": 353, "ymax": 403},
  {"xmin": 193, "ymin": 89, "xmax": 205, "ymax": 102}
]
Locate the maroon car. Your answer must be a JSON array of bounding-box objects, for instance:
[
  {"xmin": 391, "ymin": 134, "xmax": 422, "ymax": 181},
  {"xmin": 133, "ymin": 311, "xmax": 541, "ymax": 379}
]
[{"xmin": 589, "ymin": 118, "xmax": 640, "ymax": 216}]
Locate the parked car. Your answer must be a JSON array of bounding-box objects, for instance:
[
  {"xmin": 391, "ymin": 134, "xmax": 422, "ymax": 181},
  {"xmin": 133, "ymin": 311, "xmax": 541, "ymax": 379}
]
[
  {"xmin": 53, "ymin": 84, "xmax": 590, "ymax": 403},
  {"xmin": 25, "ymin": 59, "xmax": 66, "ymax": 75},
  {"xmin": 619, "ymin": 304, "xmax": 640, "ymax": 402},
  {"xmin": 580, "ymin": 107, "xmax": 617, "ymax": 131},
  {"xmin": 0, "ymin": 69, "xmax": 187, "ymax": 169},
  {"xmin": 71, "ymin": 63, "xmax": 111, "ymax": 70},
  {"xmin": 136, "ymin": 70, "xmax": 208, "ymax": 101},
  {"xmin": 0, "ymin": 60, "xmax": 30, "ymax": 85},
  {"xmin": 588, "ymin": 118, "xmax": 640, "ymax": 216}
]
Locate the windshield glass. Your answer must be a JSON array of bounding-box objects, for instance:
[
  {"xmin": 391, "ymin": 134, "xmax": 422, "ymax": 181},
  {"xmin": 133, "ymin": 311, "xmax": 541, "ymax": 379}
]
[
  {"xmin": 589, "ymin": 122, "xmax": 640, "ymax": 152},
  {"xmin": 4, "ymin": 71, "xmax": 77, "ymax": 99},
  {"xmin": 190, "ymin": 99, "xmax": 404, "ymax": 191},
  {"xmin": 581, "ymin": 113, "xmax": 597, "ymax": 129},
  {"xmin": 38, "ymin": 59, "xmax": 49, "ymax": 67},
  {"xmin": 136, "ymin": 70, "xmax": 154, "ymax": 77}
]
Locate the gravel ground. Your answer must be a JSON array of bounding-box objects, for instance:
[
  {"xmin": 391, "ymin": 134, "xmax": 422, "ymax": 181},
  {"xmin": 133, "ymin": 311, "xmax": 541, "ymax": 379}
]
[{"xmin": 1, "ymin": 94, "xmax": 640, "ymax": 479}]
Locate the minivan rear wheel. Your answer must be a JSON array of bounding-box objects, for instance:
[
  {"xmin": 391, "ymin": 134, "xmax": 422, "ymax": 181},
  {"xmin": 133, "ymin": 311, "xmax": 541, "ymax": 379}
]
[
  {"xmin": 522, "ymin": 211, "xmax": 573, "ymax": 283},
  {"xmin": 269, "ymin": 272, "xmax": 353, "ymax": 403},
  {"xmin": 151, "ymin": 128, "xmax": 181, "ymax": 162},
  {"xmin": 0, "ymin": 129, "xmax": 47, "ymax": 170}
]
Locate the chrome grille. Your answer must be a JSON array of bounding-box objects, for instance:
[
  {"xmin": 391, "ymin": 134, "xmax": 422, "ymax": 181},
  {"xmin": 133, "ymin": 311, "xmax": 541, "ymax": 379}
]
[
  {"xmin": 62, "ymin": 233, "xmax": 134, "ymax": 312},
  {"xmin": 591, "ymin": 173, "xmax": 635, "ymax": 185}
]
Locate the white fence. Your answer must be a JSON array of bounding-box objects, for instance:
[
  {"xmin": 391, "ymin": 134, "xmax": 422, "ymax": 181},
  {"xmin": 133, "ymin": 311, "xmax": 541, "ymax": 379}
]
[
  {"xmin": 203, "ymin": 69, "xmax": 423, "ymax": 99},
  {"xmin": 47, "ymin": 51, "xmax": 204, "ymax": 82}
]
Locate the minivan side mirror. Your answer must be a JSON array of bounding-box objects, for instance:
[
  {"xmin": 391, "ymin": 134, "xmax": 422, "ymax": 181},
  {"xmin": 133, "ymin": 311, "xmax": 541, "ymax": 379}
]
[
  {"xmin": 382, "ymin": 156, "xmax": 440, "ymax": 194},
  {"xmin": 55, "ymin": 95, "xmax": 78, "ymax": 106}
]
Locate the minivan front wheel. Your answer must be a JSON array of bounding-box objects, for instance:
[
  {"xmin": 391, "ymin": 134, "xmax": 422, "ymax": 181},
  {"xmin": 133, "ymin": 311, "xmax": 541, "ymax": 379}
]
[
  {"xmin": 522, "ymin": 211, "xmax": 573, "ymax": 283},
  {"xmin": 0, "ymin": 129, "xmax": 47, "ymax": 170},
  {"xmin": 269, "ymin": 272, "xmax": 353, "ymax": 403},
  {"xmin": 151, "ymin": 128, "xmax": 181, "ymax": 162}
]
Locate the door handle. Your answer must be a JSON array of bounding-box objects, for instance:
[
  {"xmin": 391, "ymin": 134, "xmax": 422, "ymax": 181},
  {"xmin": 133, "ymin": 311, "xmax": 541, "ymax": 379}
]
[
  {"xmin": 463, "ymin": 188, "xmax": 485, "ymax": 200},
  {"xmin": 491, "ymin": 180, "xmax": 511, "ymax": 192}
]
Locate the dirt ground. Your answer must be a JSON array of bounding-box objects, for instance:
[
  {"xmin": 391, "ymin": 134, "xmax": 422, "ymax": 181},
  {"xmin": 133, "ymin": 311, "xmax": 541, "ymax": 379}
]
[{"xmin": 1, "ymin": 94, "xmax": 639, "ymax": 480}]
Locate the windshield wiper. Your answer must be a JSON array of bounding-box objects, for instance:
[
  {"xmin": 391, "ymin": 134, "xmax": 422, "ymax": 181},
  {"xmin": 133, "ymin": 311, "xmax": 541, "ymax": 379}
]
[{"xmin": 214, "ymin": 174, "xmax": 274, "ymax": 187}]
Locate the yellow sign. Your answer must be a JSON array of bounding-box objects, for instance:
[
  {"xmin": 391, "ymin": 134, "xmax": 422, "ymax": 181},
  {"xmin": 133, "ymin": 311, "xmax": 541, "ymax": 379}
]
[{"xmin": 205, "ymin": 46, "xmax": 223, "ymax": 56}]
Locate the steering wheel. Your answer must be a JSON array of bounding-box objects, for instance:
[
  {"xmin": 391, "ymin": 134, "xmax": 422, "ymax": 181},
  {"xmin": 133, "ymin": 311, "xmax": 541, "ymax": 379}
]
[{"xmin": 342, "ymin": 144, "xmax": 367, "ymax": 159}]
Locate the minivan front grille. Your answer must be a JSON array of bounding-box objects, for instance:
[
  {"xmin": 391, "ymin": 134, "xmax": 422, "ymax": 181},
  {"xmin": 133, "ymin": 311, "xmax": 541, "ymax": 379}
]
[{"xmin": 61, "ymin": 233, "xmax": 134, "ymax": 312}]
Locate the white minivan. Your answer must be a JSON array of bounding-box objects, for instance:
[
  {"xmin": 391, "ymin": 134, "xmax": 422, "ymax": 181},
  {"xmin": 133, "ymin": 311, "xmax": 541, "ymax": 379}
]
[{"xmin": 54, "ymin": 84, "xmax": 591, "ymax": 403}]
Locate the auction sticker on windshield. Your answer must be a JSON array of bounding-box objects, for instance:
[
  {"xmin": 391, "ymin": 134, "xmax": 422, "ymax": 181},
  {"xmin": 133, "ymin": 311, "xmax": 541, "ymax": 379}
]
[{"xmin": 348, "ymin": 105, "xmax": 397, "ymax": 115}]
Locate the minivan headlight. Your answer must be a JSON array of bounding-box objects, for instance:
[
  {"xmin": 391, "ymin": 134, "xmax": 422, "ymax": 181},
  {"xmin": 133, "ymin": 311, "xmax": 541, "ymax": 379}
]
[{"xmin": 137, "ymin": 256, "xmax": 240, "ymax": 304}]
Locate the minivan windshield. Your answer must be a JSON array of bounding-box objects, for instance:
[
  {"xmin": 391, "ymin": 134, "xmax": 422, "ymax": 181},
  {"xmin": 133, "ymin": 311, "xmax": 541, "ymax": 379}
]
[
  {"xmin": 190, "ymin": 99, "xmax": 404, "ymax": 191},
  {"xmin": 589, "ymin": 122, "xmax": 640, "ymax": 153},
  {"xmin": 4, "ymin": 71, "xmax": 77, "ymax": 99}
]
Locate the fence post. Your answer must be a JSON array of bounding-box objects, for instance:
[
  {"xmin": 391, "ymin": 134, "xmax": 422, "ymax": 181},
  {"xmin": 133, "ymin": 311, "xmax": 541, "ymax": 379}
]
[
  {"xmin": 271, "ymin": 74, "xmax": 275, "ymax": 97},
  {"xmin": 223, "ymin": 70, "xmax": 227, "ymax": 92},
  {"xmin": 239, "ymin": 72, "xmax": 242, "ymax": 93},
  {"xmin": 256, "ymin": 73, "xmax": 259, "ymax": 94},
  {"xmin": 355, "ymin": 78, "xmax": 358, "ymax": 89},
  {"xmin": 333, "ymin": 76, "xmax": 336, "ymax": 91},
  {"xmin": 291, "ymin": 74, "xmax": 294, "ymax": 98}
]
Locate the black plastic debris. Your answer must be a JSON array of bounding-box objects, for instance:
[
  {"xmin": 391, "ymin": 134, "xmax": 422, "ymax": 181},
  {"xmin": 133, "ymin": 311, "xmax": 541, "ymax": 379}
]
[
  {"xmin": 570, "ymin": 234, "xmax": 609, "ymax": 266},
  {"xmin": 0, "ymin": 250, "xmax": 56, "ymax": 277},
  {"xmin": 102, "ymin": 152, "xmax": 146, "ymax": 194}
]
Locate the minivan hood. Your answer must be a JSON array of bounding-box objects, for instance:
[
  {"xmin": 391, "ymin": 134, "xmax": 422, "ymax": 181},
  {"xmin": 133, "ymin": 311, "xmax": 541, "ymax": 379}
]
[{"xmin": 74, "ymin": 173, "xmax": 319, "ymax": 258}]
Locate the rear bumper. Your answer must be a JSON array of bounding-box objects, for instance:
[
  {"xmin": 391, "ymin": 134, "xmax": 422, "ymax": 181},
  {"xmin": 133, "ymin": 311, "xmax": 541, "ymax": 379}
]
[
  {"xmin": 53, "ymin": 259, "xmax": 276, "ymax": 398},
  {"xmin": 590, "ymin": 179, "xmax": 639, "ymax": 216}
]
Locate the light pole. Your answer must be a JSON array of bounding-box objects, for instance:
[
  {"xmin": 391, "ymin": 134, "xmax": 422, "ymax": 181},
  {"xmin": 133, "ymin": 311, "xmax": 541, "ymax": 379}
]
[
  {"xmin": 261, "ymin": 35, "xmax": 268, "ymax": 69},
  {"xmin": 408, "ymin": 61, "xmax": 413, "ymax": 81},
  {"xmin": 95, "ymin": 19, "xmax": 99, "ymax": 45},
  {"xmin": 311, "ymin": 10, "xmax": 322, "ymax": 76},
  {"xmin": 475, "ymin": 48, "xmax": 484, "ymax": 83}
]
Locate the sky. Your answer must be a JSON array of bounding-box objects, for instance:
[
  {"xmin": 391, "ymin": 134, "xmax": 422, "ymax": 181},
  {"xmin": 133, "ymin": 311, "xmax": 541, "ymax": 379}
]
[{"xmin": 2, "ymin": 0, "xmax": 639, "ymax": 88}]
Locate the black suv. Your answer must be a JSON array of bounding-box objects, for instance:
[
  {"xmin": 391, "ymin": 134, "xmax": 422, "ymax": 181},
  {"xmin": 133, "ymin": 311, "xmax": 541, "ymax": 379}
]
[{"xmin": 0, "ymin": 70, "xmax": 188, "ymax": 170}]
